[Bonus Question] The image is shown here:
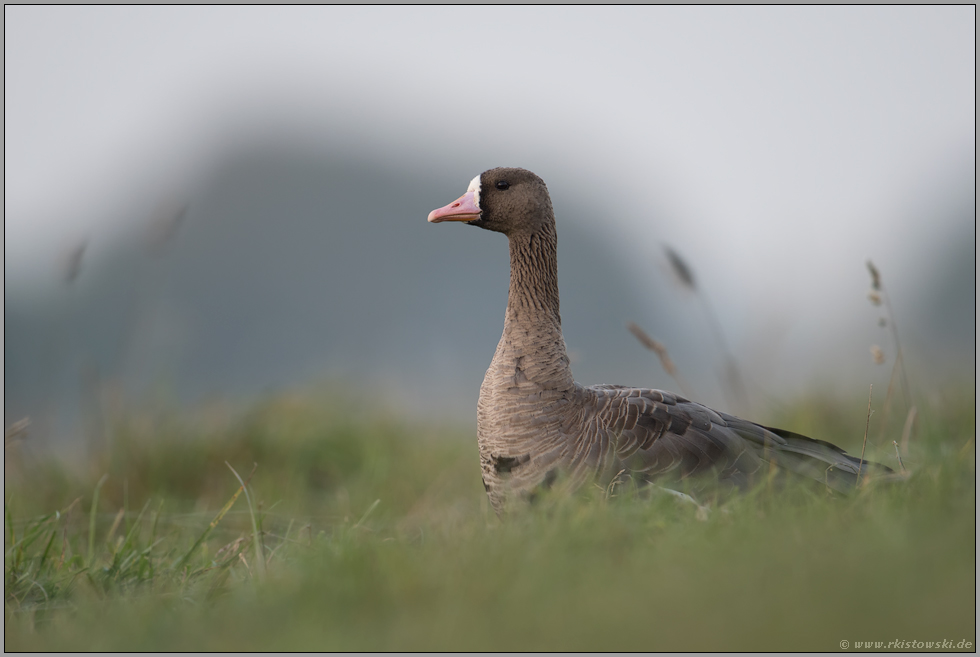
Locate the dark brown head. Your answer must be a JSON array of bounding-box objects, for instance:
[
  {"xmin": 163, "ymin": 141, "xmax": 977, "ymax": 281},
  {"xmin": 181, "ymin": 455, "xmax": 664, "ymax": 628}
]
[{"xmin": 427, "ymin": 167, "xmax": 554, "ymax": 237}]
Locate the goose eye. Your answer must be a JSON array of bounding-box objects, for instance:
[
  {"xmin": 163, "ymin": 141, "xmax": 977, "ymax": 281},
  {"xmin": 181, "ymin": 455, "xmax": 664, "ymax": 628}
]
[{"xmin": 495, "ymin": 181, "xmax": 510, "ymax": 190}]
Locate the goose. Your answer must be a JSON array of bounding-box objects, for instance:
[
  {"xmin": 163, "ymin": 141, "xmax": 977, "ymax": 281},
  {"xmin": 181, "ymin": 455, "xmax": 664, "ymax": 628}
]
[{"xmin": 428, "ymin": 167, "xmax": 888, "ymax": 513}]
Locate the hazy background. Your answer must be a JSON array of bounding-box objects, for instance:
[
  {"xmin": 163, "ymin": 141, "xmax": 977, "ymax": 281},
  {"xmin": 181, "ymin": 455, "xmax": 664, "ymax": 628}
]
[{"xmin": 4, "ymin": 6, "xmax": 975, "ymax": 449}]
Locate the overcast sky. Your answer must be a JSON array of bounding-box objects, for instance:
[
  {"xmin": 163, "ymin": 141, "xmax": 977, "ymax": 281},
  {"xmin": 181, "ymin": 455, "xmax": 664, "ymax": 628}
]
[{"xmin": 5, "ymin": 7, "xmax": 975, "ymax": 335}]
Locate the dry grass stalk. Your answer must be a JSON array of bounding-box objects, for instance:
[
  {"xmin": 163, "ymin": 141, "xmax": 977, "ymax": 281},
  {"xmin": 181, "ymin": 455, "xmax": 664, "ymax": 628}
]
[
  {"xmin": 214, "ymin": 537, "xmax": 248, "ymax": 562},
  {"xmin": 627, "ymin": 322, "xmax": 677, "ymax": 374},
  {"xmin": 4, "ymin": 418, "xmax": 31, "ymax": 445},
  {"xmin": 225, "ymin": 462, "xmax": 266, "ymax": 580},
  {"xmin": 238, "ymin": 552, "xmax": 252, "ymax": 577},
  {"xmin": 857, "ymin": 384, "xmax": 873, "ymax": 486},
  {"xmin": 146, "ymin": 200, "xmax": 189, "ymax": 255},
  {"xmin": 766, "ymin": 455, "xmax": 778, "ymax": 498},
  {"xmin": 866, "ymin": 260, "xmax": 912, "ymax": 410},
  {"xmin": 875, "ymin": 350, "xmax": 909, "ymax": 448},
  {"xmin": 663, "ymin": 245, "xmax": 749, "ymax": 411},
  {"xmin": 892, "ymin": 441, "xmax": 907, "ymax": 474},
  {"xmin": 627, "ymin": 322, "xmax": 695, "ymax": 399},
  {"xmin": 866, "ymin": 261, "xmax": 914, "ymax": 453},
  {"xmin": 62, "ymin": 241, "xmax": 87, "ymax": 285},
  {"xmin": 898, "ymin": 406, "xmax": 917, "ymax": 457},
  {"xmin": 604, "ymin": 469, "xmax": 628, "ymax": 499},
  {"xmin": 105, "ymin": 507, "xmax": 126, "ymax": 553}
]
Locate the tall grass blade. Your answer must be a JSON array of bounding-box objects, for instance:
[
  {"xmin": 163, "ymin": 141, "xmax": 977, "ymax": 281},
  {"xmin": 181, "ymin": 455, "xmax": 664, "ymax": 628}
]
[
  {"xmin": 225, "ymin": 462, "xmax": 265, "ymax": 579},
  {"xmin": 173, "ymin": 465, "xmax": 256, "ymax": 573}
]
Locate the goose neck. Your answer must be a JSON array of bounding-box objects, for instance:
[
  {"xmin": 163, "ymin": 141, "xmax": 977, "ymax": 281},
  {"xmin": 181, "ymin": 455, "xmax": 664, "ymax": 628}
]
[{"xmin": 505, "ymin": 226, "xmax": 562, "ymax": 326}]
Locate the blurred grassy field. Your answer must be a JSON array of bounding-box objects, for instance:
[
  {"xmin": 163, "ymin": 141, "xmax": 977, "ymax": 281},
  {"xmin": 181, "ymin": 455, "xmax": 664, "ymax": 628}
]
[{"xmin": 4, "ymin": 385, "xmax": 976, "ymax": 651}]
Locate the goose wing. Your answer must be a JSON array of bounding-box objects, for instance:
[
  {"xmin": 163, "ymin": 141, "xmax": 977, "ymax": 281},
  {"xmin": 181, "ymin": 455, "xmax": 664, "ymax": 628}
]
[{"xmin": 573, "ymin": 385, "xmax": 887, "ymax": 492}]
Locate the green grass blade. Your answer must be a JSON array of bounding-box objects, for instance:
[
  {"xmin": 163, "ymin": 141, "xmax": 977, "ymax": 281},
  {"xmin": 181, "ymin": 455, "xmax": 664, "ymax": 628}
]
[
  {"xmin": 150, "ymin": 499, "xmax": 164, "ymax": 546},
  {"xmin": 5, "ymin": 513, "xmax": 57, "ymax": 561},
  {"xmin": 87, "ymin": 474, "xmax": 109, "ymax": 568},
  {"xmin": 353, "ymin": 499, "xmax": 381, "ymax": 530},
  {"xmin": 120, "ymin": 499, "xmax": 152, "ymax": 555},
  {"xmin": 5, "ymin": 497, "xmax": 15, "ymax": 552},
  {"xmin": 37, "ymin": 528, "xmax": 58, "ymax": 574}
]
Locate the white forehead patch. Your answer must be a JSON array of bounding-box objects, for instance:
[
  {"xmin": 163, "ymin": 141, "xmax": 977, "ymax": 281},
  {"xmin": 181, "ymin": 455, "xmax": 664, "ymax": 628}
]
[{"xmin": 467, "ymin": 174, "xmax": 481, "ymax": 209}]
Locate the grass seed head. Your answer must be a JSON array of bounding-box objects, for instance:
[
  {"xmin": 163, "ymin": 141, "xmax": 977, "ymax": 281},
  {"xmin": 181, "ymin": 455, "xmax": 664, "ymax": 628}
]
[
  {"xmin": 664, "ymin": 246, "xmax": 696, "ymax": 290},
  {"xmin": 866, "ymin": 260, "xmax": 882, "ymax": 291}
]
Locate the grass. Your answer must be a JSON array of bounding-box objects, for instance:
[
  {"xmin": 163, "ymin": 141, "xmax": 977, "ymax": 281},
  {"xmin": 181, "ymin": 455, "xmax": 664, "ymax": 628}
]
[{"xmin": 4, "ymin": 385, "xmax": 976, "ymax": 651}]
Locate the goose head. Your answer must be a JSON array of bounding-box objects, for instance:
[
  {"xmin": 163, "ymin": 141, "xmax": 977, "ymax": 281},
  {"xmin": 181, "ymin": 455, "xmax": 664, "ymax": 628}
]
[{"xmin": 427, "ymin": 167, "xmax": 553, "ymax": 237}]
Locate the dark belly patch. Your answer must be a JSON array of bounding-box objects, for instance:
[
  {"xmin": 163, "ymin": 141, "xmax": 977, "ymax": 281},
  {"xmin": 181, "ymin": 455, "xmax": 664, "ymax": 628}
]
[{"xmin": 492, "ymin": 452, "xmax": 531, "ymax": 474}]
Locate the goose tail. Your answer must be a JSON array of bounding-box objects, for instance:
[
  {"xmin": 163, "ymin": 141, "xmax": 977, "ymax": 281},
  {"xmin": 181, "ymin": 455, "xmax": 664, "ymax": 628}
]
[{"xmin": 764, "ymin": 427, "xmax": 894, "ymax": 492}]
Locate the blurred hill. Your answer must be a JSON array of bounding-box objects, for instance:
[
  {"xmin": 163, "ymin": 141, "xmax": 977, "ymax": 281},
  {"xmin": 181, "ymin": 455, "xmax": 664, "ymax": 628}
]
[{"xmin": 4, "ymin": 145, "xmax": 689, "ymax": 446}]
